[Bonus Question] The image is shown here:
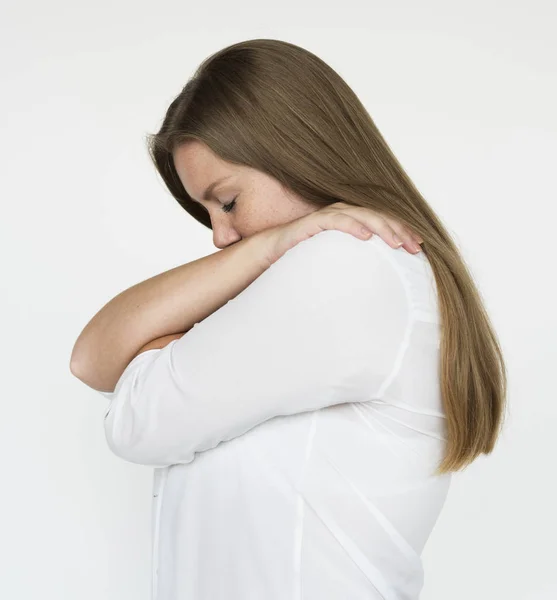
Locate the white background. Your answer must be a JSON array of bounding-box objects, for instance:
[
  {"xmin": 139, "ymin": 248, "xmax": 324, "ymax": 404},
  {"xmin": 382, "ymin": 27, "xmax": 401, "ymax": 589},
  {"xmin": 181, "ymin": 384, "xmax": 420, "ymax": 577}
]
[{"xmin": 1, "ymin": 2, "xmax": 556, "ymax": 599}]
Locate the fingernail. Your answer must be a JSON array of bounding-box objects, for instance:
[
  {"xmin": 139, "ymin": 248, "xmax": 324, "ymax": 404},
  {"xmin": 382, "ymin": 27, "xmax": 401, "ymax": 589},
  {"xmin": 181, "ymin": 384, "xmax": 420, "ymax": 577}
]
[{"xmin": 393, "ymin": 234, "xmax": 403, "ymax": 246}]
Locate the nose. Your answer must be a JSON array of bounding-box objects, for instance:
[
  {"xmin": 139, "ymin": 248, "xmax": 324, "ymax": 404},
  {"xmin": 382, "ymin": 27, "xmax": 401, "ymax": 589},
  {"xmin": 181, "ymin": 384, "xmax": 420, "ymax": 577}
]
[{"xmin": 212, "ymin": 228, "xmax": 242, "ymax": 250}]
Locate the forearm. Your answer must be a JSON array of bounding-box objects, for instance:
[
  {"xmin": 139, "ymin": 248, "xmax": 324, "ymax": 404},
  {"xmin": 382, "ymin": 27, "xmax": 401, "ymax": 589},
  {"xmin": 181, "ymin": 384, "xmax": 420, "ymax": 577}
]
[{"xmin": 70, "ymin": 232, "xmax": 271, "ymax": 392}]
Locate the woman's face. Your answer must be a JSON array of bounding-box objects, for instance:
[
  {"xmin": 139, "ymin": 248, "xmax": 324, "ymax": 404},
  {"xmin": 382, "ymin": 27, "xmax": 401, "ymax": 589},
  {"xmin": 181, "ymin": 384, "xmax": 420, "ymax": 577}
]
[{"xmin": 172, "ymin": 140, "xmax": 318, "ymax": 249}]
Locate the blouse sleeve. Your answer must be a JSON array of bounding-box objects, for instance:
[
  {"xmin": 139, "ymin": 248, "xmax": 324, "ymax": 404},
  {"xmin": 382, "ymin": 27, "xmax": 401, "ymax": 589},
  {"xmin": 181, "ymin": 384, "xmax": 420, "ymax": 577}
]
[{"xmin": 100, "ymin": 230, "xmax": 409, "ymax": 467}]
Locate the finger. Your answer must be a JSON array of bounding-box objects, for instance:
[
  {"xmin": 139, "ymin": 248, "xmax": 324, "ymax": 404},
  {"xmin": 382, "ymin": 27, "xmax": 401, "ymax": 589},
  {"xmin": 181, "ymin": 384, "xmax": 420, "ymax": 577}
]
[
  {"xmin": 387, "ymin": 224, "xmax": 423, "ymax": 254},
  {"xmin": 349, "ymin": 214, "xmax": 405, "ymax": 250},
  {"xmin": 328, "ymin": 205, "xmax": 422, "ymax": 253},
  {"xmin": 327, "ymin": 213, "xmax": 378, "ymax": 241},
  {"xmin": 353, "ymin": 217, "xmax": 405, "ymax": 249}
]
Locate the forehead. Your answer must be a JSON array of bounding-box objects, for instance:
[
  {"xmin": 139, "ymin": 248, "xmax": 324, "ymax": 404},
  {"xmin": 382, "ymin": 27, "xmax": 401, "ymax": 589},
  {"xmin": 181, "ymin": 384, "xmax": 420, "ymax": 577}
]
[
  {"xmin": 173, "ymin": 141, "xmax": 240, "ymax": 198},
  {"xmin": 173, "ymin": 140, "xmax": 225, "ymax": 174},
  {"xmin": 172, "ymin": 141, "xmax": 233, "ymax": 200}
]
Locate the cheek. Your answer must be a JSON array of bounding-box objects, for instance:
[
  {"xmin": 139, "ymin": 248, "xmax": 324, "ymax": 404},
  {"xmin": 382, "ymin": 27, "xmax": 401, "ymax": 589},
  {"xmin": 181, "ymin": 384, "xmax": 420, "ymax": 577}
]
[
  {"xmin": 234, "ymin": 201, "xmax": 277, "ymax": 234},
  {"xmin": 237, "ymin": 190, "xmax": 313, "ymax": 236},
  {"xmin": 243, "ymin": 211, "xmax": 286, "ymax": 236}
]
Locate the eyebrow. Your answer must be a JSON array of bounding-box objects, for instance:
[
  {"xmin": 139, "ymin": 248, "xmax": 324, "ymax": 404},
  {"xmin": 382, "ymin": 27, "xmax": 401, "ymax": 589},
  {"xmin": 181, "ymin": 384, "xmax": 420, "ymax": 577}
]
[{"xmin": 192, "ymin": 176, "xmax": 232, "ymax": 205}]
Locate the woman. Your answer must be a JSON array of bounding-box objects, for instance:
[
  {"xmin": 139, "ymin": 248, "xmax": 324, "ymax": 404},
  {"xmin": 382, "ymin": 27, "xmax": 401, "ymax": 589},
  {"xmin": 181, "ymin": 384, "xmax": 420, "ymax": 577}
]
[{"xmin": 70, "ymin": 39, "xmax": 507, "ymax": 600}]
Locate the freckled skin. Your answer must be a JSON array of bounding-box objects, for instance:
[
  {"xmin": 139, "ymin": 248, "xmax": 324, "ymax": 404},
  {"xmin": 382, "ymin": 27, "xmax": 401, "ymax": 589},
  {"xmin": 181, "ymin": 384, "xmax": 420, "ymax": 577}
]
[{"xmin": 172, "ymin": 141, "xmax": 319, "ymax": 249}]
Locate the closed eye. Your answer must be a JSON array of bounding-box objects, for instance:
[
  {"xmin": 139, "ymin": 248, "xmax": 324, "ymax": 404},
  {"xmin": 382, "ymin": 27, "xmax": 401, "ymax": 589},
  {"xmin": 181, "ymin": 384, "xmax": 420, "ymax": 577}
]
[{"xmin": 221, "ymin": 197, "xmax": 237, "ymax": 213}]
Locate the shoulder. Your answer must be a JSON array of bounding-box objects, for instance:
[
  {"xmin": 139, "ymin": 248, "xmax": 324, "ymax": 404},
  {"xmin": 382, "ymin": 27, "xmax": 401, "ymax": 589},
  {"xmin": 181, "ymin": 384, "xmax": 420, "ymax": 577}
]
[
  {"xmin": 244, "ymin": 230, "xmax": 410, "ymax": 317},
  {"xmin": 279, "ymin": 229, "xmax": 435, "ymax": 293},
  {"xmin": 271, "ymin": 229, "xmax": 400, "ymax": 280}
]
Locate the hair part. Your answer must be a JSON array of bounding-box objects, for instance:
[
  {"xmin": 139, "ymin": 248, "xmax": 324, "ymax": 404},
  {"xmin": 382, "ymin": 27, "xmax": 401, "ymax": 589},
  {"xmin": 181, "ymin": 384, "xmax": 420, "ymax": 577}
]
[{"xmin": 145, "ymin": 38, "xmax": 508, "ymax": 474}]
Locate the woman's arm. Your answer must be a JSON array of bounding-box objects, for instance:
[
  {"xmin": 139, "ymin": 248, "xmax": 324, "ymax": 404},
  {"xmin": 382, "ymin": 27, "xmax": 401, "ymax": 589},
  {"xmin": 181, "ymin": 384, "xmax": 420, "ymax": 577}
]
[
  {"xmin": 70, "ymin": 232, "xmax": 271, "ymax": 393},
  {"xmin": 100, "ymin": 231, "xmax": 409, "ymax": 468}
]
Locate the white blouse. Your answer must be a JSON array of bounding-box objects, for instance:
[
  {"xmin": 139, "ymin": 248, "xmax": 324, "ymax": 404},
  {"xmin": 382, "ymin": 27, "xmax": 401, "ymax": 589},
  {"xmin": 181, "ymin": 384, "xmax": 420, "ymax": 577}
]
[{"xmin": 100, "ymin": 229, "xmax": 451, "ymax": 600}]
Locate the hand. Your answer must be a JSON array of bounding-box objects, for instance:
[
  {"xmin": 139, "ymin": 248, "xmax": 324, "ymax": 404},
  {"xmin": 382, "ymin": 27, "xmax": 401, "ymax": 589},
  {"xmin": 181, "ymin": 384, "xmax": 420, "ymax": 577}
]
[{"xmin": 261, "ymin": 201, "xmax": 424, "ymax": 266}]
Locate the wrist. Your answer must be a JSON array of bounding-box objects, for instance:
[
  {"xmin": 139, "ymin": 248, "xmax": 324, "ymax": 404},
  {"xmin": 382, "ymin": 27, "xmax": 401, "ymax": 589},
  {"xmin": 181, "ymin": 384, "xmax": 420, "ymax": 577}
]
[{"xmin": 242, "ymin": 229, "xmax": 276, "ymax": 271}]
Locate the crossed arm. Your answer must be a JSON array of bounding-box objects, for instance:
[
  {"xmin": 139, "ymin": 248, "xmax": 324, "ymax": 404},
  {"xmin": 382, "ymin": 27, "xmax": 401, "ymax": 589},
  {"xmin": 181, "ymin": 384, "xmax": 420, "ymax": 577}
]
[
  {"xmin": 70, "ymin": 232, "xmax": 270, "ymax": 393},
  {"xmin": 96, "ymin": 231, "xmax": 409, "ymax": 467}
]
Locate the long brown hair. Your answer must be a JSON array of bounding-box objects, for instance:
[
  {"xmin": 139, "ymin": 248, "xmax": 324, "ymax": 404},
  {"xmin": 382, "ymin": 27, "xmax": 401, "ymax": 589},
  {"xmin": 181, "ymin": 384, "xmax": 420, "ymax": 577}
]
[{"xmin": 145, "ymin": 38, "xmax": 507, "ymax": 474}]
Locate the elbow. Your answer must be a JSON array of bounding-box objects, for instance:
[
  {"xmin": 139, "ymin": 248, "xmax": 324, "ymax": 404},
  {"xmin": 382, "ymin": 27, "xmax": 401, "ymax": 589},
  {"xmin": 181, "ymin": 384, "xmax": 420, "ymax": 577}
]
[
  {"xmin": 105, "ymin": 439, "xmax": 194, "ymax": 469},
  {"xmin": 104, "ymin": 426, "xmax": 170, "ymax": 468},
  {"xmin": 103, "ymin": 408, "xmax": 195, "ymax": 468},
  {"xmin": 69, "ymin": 330, "xmax": 111, "ymax": 389},
  {"xmin": 69, "ymin": 353, "xmax": 90, "ymax": 387},
  {"xmin": 69, "ymin": 354, "xmax": 86, "ymax": 381},
  {"xmin": 69, "ymin": 343, "xmax": 121, "ymax": 393},
  {"xmin": 69, "ymin": 338, "xmax": 84, "ymax": 377},
  {"xmin": 69, "ymin": 328, "xmax": 92, "ymax": 378},
  {"xmin": 105, "ymin": 441, "xmax": 170, "ymax": 468},
  {"xmin": 69, "ymin": 337, "xmax": 94, "ymax": 384},
  {"xmin": 69, "ymin": 355, "xmax": 109, "ymax": 393}
]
